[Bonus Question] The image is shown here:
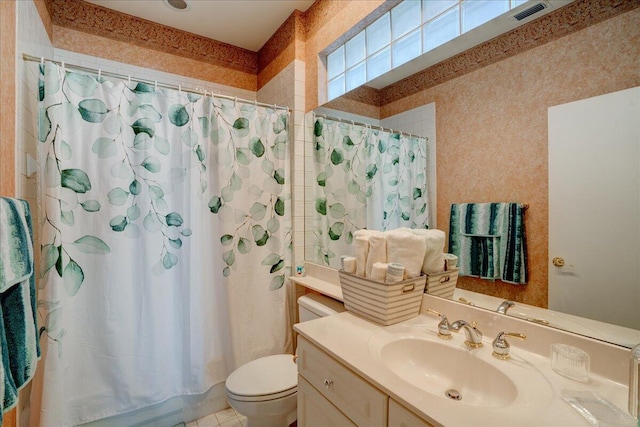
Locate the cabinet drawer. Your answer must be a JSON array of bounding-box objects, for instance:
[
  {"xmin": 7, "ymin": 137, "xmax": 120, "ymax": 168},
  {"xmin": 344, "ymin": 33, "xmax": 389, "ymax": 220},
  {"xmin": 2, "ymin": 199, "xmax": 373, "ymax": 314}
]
[
  {"xmin": 297, "ymin": 336, "xmax": 387, "ymax": 427},
  {"xmin": 388, "ymin": 399, "xmax": 435, "ymax": 427},
  {"xmin": 298, "ymin": 375, "xmax": 356, "ymax": 427}
]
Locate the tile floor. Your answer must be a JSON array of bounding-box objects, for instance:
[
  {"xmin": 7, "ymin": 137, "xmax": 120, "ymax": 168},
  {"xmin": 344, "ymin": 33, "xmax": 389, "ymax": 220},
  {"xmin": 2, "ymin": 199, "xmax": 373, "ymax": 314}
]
[{"xmin": 182, "ymin": 407, "xmax": 246, "ymax": 427}]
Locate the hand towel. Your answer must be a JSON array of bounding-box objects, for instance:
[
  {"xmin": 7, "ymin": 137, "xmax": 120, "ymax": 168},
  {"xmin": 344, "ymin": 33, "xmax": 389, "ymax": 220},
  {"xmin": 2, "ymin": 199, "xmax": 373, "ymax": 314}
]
[
  {"xmin": 341, "ymin": 256, "xmax": 356, "ymax": 274},
  {"xmin": 386, "ymin": 230, "xmax": 426, "ymax": 279},
  {"xmin": 0, "ymin": 198, "xmax": 41, "ymax": 418},
  {"xmin": 370, "ymin": 262, "xmax": 388, "ymax": 282},
  {"xmin": 409, "ymin": 229, "xmax": 446, "ymax": 274},
  {"xmin": 365, "ymin": 233, "xmax": 387, "ymax": 278},
  {"xmin": 449, "ymin": 203, "xmax": 527, "ymax": 284},
  {"xmin": 354, "ymin": 236, "xmax": 369, "ymax": 277}
]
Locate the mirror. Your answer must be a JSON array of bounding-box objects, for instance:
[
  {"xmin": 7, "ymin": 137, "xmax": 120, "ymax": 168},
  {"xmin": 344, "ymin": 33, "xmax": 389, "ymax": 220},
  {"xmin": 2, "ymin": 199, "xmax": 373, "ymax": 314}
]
[{"xmin": 305, "ymin": 93, "xmax": 640, "ymax": 349}]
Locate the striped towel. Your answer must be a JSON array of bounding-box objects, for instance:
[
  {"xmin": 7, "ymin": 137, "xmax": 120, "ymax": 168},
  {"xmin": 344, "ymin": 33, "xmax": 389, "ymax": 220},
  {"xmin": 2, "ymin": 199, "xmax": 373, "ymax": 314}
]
[
  {"xmin": 0, "ymin": 198, "xmax": 40, "ymax": 419},
  {"xmin": 449, "ymin": 203, "xmax": 528, "ymax": 284}
]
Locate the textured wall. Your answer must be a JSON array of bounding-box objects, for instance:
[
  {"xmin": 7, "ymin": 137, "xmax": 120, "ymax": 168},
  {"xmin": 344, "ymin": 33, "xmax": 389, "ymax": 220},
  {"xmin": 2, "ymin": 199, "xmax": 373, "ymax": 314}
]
[{"xmin": 381, "ymin": 8, "xmax": 640, "ymax": 307}]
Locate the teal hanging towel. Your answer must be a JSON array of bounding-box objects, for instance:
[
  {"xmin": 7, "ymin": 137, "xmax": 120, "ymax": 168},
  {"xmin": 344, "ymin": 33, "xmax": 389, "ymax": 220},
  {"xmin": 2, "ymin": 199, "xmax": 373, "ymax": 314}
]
[
  {"xmin": 449, "ymin": 202, "xmax": 528, "ymax": 285},
  {"xmin": 0, "ymin": 197, "xmax": 40, "ymax": 420}
]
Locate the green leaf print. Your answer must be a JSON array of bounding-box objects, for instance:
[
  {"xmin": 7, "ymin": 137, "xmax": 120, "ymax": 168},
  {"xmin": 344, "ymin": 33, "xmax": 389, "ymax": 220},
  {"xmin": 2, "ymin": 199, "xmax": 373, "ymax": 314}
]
[
  {"xmin": 42, "ymin": 244, "xmax": 59, "ymax": 274},
  {"xmin": 80, "ymin": 200, "xmax": 101, "ymax": 212},
  {"xmin": 72, "ymin": 236, "xmax": 111, "ymax": 254},
  {"xmin": 237, "ymin": 238, "xmax": 251, "ymax": 254},
  {"xmin": 66, "ymin": 72, "xmax": 97, "ymax": 97},
  {"xmin": 269, "ymin": 275, "xmax": 285, "ymax": 290},
  {"xmin": 328, "ymin": 222, "xmax": 344, "ymax": 240},
  {"xmin": 109, "ymin": 215, "xmax": 128, "ymax": 232},
  {"xmin": 141, "ymin": 156, "xmax": 161, "ymax": 173},
  {"xmin": 129, "ymin": 180, "xmax": 142, "ymax": 195},
  {"xmin": 61, "ymin": 169, "xmax": 92, "ymax": 193},
  {"xmin": 220, "ymin": 234, "xmax": 234, "ymax": 245},
  {"xmin": 315, "ymin": 198, "xmax": 327, "ymax": 216},
  {"xmin": 232, "ymin": 117, "xmax": 250, "ymax": 137},
  {"xmin": 314, "ymin": 120, "xmax": 323, "ymax": 137},
  {"xmin": 162, "ymin": 252, "xmax": 178, "ymax": 269},
  {"xmin": 275, "ymin": 197, "xmax": 285, "ymax": 216},
  {"xmin": 165, "ymin": 212, "xmax": 184, "ymax": 227},
  {"xmin": 78, "ymin": 99, "xmax": 108, "ymax": 123},
  {"xmin": 208, "ymin": 196, "xmax": 223, "ymax": 213},
  {"xmin": 252, "ymin": 225, "xmax": 269, "ymax": 246},
  {"xmin": 63, "ymin": 259, "xmax": 84, "ymax": 296},
  {"xmin": 107, "ymin": 187, "xmax": 129, "ymax": 206},
  {"xmin": 131, "ymin": 118, "xmax": 155, "ymax": 137},
  {"xmin": 249, "ymin": 137, "xmax": 265, "ymax": 157},
  {"xmin": 92, "ymin": 137, "xmax": 117, "ymax": 158}
]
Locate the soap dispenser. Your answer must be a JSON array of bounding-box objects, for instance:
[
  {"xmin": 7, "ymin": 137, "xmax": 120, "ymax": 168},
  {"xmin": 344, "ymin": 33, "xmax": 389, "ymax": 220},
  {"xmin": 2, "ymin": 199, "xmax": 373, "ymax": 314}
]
[{"xmin": 630, "ymin": 343, "xmax": 640, "ymax": 418}]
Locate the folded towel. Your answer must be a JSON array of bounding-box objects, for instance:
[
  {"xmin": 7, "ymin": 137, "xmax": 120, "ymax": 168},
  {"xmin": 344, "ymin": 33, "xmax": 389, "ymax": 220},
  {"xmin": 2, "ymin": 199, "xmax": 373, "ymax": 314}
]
[
  {"xmin": 408, "ymin": 229, "xmax": 446, "ymax": 274},
  {"xmin": 386, "ymin": 230, "xmax": 426, "ymax": 279},
  {"xmin": 365, "ymin": 233, "xmax": 387, "ymax": 278},
  {"xmin": 449, "ymin": 203, "xmax": 527, "ymax": 284},
  {"xmin": 370, "ymin": 262, "xmax": 388, "ymax": 282},
  {"xmin": 341, "ymin": 256, "xmax": 356, "ymax": 274},
  {"xmin": 0, "ymin": 198, "xmax": 40, "ymax": 418},
  {"xmin": 354, "ymin": 236, "xmax": 369, "ymax": 277}
]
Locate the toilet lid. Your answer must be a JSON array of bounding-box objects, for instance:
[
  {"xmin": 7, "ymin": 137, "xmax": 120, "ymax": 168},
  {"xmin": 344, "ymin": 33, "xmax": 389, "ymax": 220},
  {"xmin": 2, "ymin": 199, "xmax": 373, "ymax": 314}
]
[{"xmin": 225, "ymin": 354, "xmax": 297, "ymax": 402}]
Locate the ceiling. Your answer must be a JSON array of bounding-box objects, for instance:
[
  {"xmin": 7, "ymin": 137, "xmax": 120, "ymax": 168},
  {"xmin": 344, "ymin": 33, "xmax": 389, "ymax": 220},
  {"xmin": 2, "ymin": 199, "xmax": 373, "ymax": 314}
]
[{"xmin": 85, "ymin": 0, "xmax": 316, "ymax": 52}]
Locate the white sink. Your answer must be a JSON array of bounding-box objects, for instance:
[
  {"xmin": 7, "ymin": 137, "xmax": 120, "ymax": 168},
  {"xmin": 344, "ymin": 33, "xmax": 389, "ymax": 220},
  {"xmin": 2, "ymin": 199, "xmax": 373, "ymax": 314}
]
[
  {"xmin": 368, "ymin": 325, "xmax": 555, "ymax": 412},
  {"xmin": 379, "ymin": 337, "xmax": 517, "ymax": 407}
]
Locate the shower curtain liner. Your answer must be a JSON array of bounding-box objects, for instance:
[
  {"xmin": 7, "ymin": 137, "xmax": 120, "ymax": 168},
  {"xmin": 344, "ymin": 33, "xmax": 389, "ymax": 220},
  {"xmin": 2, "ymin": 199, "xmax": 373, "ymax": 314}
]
[
  {"xmin": 311, "ymin": 115, "xmax": 429, "ymax": 268},
  {"xmin": 32, "ymin": 61, "xmax": 291, "ymax": 426}
]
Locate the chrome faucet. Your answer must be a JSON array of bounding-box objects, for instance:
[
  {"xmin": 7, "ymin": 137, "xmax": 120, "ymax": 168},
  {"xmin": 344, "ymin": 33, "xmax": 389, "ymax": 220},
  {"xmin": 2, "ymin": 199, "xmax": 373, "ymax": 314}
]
[
  {"xmin": 450, "ymin": 320, "xmax": 483, "ymax": 348},
  {"xmin": 492, "ymin": 331, "xmax": 526, "ymax": 360},
  {"xmin": 496, "ymin": 300, "xmax": 515, "ymax": 314}
]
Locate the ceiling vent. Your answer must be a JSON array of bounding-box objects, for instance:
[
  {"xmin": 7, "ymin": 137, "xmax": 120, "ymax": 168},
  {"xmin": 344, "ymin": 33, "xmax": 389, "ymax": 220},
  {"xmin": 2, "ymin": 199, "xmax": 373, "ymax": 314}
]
[{"xmin": 513, "ymin": 2, "xmax": 548, "ymax": 21}]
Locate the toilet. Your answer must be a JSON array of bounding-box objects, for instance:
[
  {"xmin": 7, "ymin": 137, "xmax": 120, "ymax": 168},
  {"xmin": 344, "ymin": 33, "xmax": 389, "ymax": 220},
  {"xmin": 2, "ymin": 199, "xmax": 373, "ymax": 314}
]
[{"xmin": 225, "ymin": 293, "xmax": 345, "ymax": 427}]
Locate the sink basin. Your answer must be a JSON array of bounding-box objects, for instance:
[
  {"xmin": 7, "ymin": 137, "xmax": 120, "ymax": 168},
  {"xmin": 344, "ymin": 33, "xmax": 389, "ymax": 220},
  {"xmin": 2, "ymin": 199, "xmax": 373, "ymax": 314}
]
[{"xmin": 379, "ymin": 338, "xmax": 517, "ymax": 407}]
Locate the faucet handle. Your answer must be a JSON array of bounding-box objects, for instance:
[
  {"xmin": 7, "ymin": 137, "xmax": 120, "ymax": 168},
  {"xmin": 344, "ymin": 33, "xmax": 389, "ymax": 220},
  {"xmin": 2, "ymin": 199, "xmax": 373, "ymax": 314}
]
[
  {"xmin": 492, "ymin": 332, "xmax": 526, "ymax": 360},
  {"xmin": 426, "ymin": 308, "xmax": 453, "ymax": 340}
]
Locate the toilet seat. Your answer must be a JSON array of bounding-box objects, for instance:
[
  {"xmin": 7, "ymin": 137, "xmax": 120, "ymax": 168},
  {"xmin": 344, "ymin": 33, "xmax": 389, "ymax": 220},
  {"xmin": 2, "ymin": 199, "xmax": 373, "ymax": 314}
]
[{"xmin": 225, "ymin": 354, "xmax": 297, "ymax": 402}]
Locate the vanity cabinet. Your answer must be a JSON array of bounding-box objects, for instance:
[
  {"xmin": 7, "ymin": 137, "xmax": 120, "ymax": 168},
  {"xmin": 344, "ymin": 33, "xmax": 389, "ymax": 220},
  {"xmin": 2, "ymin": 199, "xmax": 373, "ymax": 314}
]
[
  {"xmin": 388, "ymin": 399, "xmax": 434, "ymax": 427},
  {"xmin": 297, "ymin": 336, "xmax": 432, "ymax": 427},
  {"xmin": 297, "ymin": 336, "xmax": 387, "ymax": 426}
]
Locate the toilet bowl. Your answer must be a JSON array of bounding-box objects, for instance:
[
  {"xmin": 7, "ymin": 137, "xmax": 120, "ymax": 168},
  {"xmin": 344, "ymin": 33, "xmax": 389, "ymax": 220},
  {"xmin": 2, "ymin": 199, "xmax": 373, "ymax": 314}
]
[{"xmin": 224, "ymin": 293, "xmax": 345, "ymax": 427}]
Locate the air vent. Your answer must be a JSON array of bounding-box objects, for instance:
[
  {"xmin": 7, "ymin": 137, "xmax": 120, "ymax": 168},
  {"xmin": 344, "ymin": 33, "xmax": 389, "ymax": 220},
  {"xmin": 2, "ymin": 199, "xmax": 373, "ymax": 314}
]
[{"xmin": 513, "ymin": 2, "xmax": 548, "ymax": 21}]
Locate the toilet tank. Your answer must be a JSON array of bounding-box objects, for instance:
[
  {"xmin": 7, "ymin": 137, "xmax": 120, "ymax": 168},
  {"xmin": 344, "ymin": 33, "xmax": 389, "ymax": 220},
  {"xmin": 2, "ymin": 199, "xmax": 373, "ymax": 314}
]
[{"xmin": 297, "ymin": 294, "xmax": 345, "ymax": 322}]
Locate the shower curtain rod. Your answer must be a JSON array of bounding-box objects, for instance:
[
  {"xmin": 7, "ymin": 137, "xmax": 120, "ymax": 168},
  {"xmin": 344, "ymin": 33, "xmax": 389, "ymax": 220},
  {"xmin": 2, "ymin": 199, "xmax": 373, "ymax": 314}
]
[
  {"xmin": 23, "ymin": 54, "xmax": 291, "ymax": 112},
  {"xmin": 314, "ymin": 112, "xmax": 428, "ymax": 140}
]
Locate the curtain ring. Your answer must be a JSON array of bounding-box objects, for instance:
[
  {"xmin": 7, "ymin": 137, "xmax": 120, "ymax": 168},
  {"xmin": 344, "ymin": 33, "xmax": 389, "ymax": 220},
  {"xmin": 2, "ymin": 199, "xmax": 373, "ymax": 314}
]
[
  {"xmin": 128, "ymin": 76, "xmax": 131, "ymax": 85},
  {"xmin": 178, "ymin": 84, "xmax": 181, "ymax": 95},
  {"xmin": 40, "ymin": 57, "xmax": 44, "ymax": 66},
  {"xmin": 234, "ymin": 96, "xmax": 238, "ymax": 107},
  {"xmin": 61, "ymin": 61, "xmax": 65, "ymax": 72},
  {"xmin": 154, "ymin": 80, "xmax": 158, "ymax": 91},
  {"xmin": 98, "ymin": 69, "xmax": 101, "ymax": 79},
  {"xmin": 254, "ymin": 99, "xmax": 257, "ymax": 106}
]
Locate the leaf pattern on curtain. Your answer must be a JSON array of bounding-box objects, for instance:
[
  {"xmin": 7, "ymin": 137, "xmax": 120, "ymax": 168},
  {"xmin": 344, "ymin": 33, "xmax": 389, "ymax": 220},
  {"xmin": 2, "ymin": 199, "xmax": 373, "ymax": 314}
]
[
  {"xmin": 312, "ymin": 117, "xmax": 429, "ymax": 268},
  {"xmin": 35, "ymin": 61, "xmax": 291, "ymax": 426},
  {"xmin": 37, "ymin": 62, "xmax": 291, "ymax": 352},
  {"xmin": 206, "ymin": 103, "xmax": 290, "ymax": 289}
]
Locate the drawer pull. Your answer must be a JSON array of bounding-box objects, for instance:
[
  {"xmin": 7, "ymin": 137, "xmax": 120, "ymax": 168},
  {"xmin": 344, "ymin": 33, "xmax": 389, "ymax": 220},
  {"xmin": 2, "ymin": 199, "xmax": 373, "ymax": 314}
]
[
  {"xmin": 402, "ymin": 284, "xmax": 415, "ymax": 293},
  {"xmin": 323, "ymin": 378, "xmax": 334, "ymax": 388}
]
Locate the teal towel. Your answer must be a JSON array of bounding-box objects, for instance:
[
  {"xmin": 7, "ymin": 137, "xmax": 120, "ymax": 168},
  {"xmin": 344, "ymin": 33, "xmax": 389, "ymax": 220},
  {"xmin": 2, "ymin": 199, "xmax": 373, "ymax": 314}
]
[
  {"xmin": 0, "ymin": 198, "xmax": 40, "ymax": 419},
  {"xmin": 449, "ymin": 203, "xmax": 528, "ymax": 284}
]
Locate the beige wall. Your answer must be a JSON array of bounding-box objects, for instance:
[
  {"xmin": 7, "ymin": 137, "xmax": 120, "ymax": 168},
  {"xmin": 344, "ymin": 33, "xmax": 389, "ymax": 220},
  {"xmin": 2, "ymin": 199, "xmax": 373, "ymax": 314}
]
[{"xmin": 381, "ymin": 8, "xmax": 640, "ymax": 307}]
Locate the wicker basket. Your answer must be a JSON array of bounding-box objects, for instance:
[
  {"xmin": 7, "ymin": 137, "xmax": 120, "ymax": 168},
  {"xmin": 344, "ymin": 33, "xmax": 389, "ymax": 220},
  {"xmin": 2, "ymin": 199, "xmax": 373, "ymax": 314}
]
[
  {"xmin": 425, "ymin": 268, "xmax": 459, "ymax": 299},
  {"xmin": 339, "ymin": 271, "xmax": 426, "ymax": 326}
]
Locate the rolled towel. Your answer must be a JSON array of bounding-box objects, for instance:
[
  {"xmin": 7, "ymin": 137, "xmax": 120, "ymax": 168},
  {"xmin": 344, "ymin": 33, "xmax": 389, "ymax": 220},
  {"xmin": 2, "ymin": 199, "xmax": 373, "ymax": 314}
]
[
  {"xmin": 365, "ymin": 233, "xmax": 387, "ymax": 278},
  {"xmin": 386, "ymin": 262, "xmax": 405, "ymax": 283},
  {"xmin": 354, "ymin": 236, "xmax": 369, "ymax": 277},
  {"xmin": 410, "ymin": 229, "xmax": 446, "ymax": 274},
  {"xmin": 386, "ymin": 230, "xmax": 426, "ymax": 279},
  {"xmin": 370, "ymin": 262, "xmax": 388, "ymax": 282},
  {"xmin": 341, "ymin": 256, "xmax": 356, "ymax": 274}
]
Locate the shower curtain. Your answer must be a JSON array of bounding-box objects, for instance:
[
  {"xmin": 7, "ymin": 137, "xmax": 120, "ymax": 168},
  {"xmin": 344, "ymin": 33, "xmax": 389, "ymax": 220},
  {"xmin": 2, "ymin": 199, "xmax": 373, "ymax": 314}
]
[
  {"xmin": 33, "ymin": 62, "xmax": 291, "ymax": 426},
  {"xmin": 312, "ymin": 117, "xmax": 428, "ymax": 268}
]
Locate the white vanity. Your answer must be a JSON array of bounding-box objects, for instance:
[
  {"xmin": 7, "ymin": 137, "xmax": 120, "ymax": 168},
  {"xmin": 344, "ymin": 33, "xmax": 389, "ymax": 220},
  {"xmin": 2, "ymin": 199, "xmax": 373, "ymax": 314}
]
[{"xmin": 292, "ymin": 269, "xmax": 633, "ymax": 427}]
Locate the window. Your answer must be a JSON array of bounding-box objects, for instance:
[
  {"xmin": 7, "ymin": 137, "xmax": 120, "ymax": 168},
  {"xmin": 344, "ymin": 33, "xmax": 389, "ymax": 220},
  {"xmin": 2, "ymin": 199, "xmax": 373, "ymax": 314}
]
[{"xmin": 327, "ymin": 0, "xmax": 530, "ymax": 100}]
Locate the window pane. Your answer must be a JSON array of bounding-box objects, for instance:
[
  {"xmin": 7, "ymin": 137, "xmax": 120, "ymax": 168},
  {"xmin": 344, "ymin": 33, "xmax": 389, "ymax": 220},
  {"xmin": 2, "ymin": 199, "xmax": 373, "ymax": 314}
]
[
  {"xmin": 346, "ymin": 62, "xmax": 366, "ymax": 91},
  {"xmin": 366, "ymin": 13, "xmax": 390, "ymax": 55},
  {"xmin": 462, "ymin": 0, "xmax": 509, "ymax": 33},
  {"xmin": 392, "ymin": 0, "xmax": 421, "ymax": 40},
  {"xmin": 327, "ymin": 46, "xmax": 345, "ymax": 80},
  {"xmin": 512, "ymin": 0, "xmax": 528, "ymax": 6},
  {"xmin": 367, "ymin": 47, "xmax": 391, "ymax": 80},
  {"xmin": 328, "ymin": 74, "xmax": 345, "ymax": 101},
  {"xmin": 346, "ymin": 32, "xmax": 366, "ymax": 69},
  {"xmin": 392, "ymin": 29, "xmax": 421, "ymax": 68},
  {"xmin": 423, "ymin": 0, "xmax": 458, "ymax": 23},
  {"xmin": 423, "ymin": 6, "xmax": 460, "ymax": 52}
]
